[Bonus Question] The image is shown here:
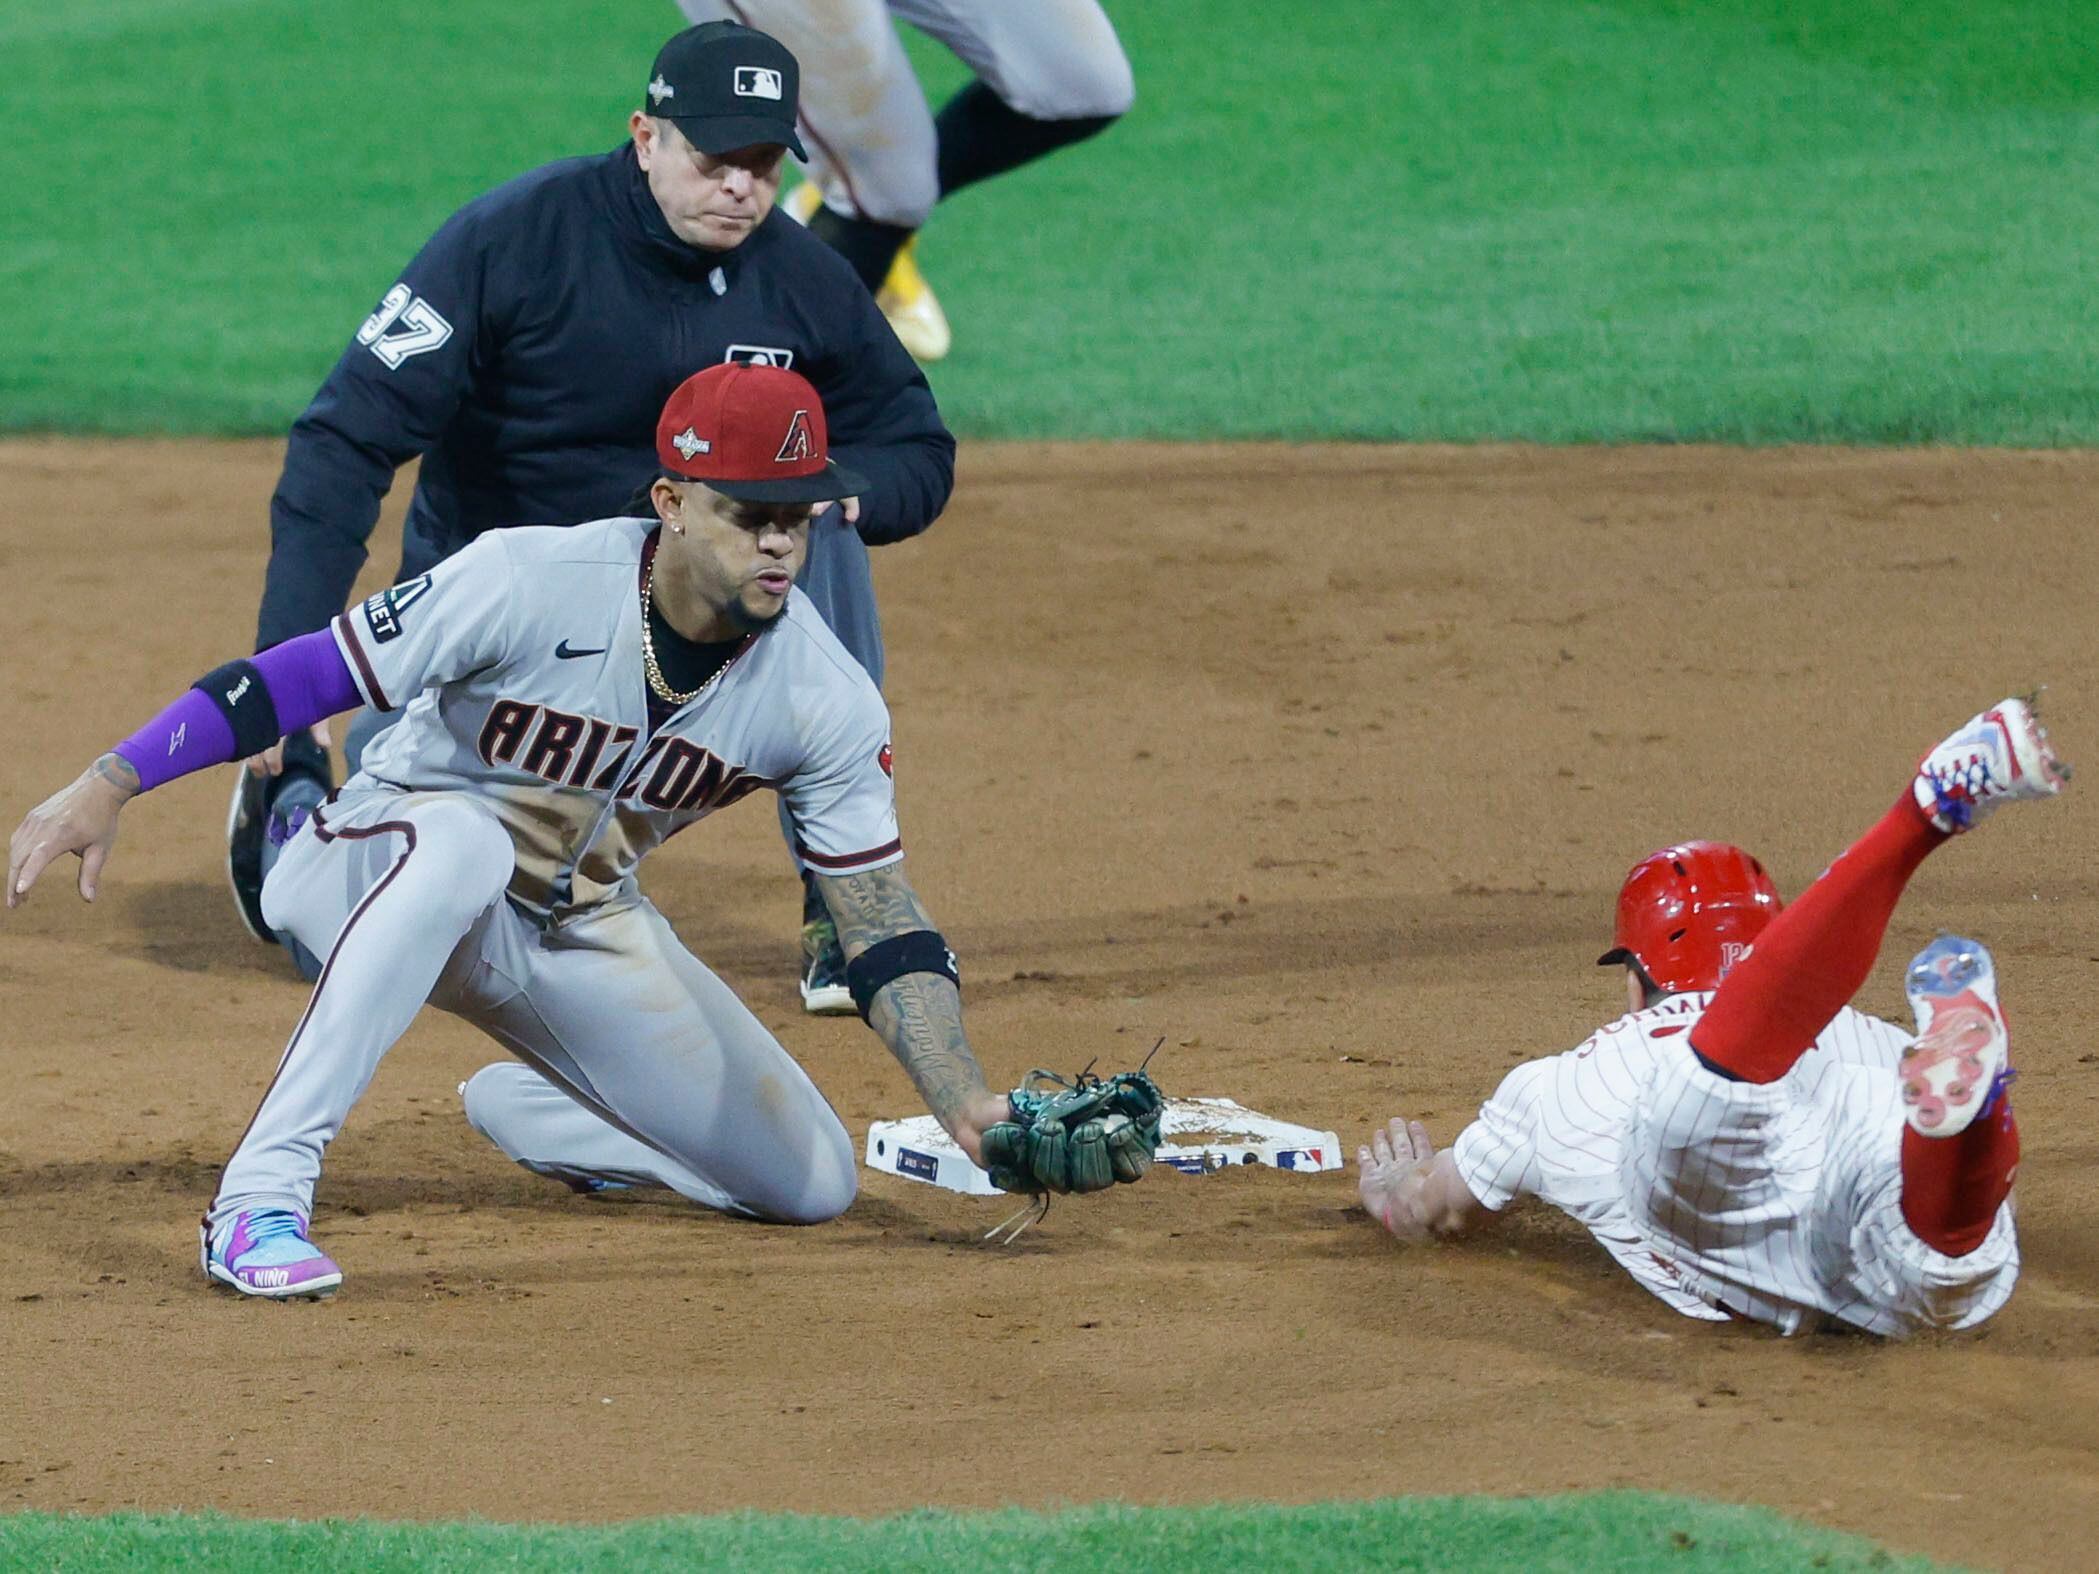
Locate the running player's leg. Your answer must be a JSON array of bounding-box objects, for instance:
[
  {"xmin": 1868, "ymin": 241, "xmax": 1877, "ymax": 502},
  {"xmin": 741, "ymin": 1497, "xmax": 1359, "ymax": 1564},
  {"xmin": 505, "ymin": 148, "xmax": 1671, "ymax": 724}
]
[
  {"xmin": 897, "ymin": 0, "xmax": 1134, "ymax": 198},
  {"xmin": 208, "ymin": 791, "xmax": 516, "ymax": 1235},
  {"xmin": 452, "ymin": 896, "xmax": 856, "ymax": 1223},
  {"xmin": 1692, "ymin": 697, "xmax": 2067, "ymax": 1084}
]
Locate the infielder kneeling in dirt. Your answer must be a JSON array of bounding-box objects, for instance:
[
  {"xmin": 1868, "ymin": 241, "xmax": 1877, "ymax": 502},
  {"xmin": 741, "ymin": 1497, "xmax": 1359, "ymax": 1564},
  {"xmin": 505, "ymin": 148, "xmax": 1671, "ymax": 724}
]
[
  {"xmin": 1357, "ymin": 699, "xmax": 2069, "ymax": 1336},
  {"xmin": 6, "ymin": 364, "xmax": 1153, "ymax": 1300}
]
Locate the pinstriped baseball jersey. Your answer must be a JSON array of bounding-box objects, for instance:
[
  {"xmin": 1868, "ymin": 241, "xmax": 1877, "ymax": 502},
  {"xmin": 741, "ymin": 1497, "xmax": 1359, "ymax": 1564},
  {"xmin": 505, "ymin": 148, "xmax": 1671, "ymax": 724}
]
[
  {"xmin": 1450, "ymin": 994, "xmax": 2018, "ymax": 1335},
  {"xmin": 331, "ymin": 515, "xmax": 899, "ymax": 921}
]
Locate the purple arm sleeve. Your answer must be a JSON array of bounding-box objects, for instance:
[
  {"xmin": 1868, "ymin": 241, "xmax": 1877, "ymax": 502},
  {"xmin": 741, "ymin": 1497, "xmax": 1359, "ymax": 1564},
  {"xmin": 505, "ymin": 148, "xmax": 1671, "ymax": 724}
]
[{"xmin": 111, "ymin": 628, "xmax": 363, "ymax": 793}]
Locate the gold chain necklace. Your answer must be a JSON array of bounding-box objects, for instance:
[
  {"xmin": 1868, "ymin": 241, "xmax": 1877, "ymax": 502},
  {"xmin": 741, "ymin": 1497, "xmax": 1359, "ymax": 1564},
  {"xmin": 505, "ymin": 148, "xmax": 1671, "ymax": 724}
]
[{"xmin": 639, "ymin": 556, "xmax": 727, "ymax": 707}]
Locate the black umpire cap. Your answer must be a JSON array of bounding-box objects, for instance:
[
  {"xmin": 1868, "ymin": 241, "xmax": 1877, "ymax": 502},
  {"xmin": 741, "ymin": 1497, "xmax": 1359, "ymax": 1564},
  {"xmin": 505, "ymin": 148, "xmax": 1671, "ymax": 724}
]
[{"xmin": 644, "ymin": 22, "xmax": 806, "ymax": 159}]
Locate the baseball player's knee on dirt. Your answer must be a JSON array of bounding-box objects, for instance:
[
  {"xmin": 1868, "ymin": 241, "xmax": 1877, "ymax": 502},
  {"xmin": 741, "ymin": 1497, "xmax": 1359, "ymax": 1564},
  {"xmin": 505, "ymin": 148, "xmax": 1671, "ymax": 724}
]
[
  {"xmin": 748, "ymin": 1119, "xmax": 857, "ymax": 1225},
  {"xmin": 459, "ymin": 1062, "xmax": 536, "ymax": 1140}
]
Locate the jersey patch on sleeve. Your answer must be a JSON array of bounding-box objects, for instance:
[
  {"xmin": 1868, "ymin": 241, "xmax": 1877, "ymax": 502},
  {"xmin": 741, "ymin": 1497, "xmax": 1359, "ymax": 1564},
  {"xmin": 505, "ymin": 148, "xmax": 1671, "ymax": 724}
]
[
  {"xmin": 357, "ymin": 284, "xmax": 454, "ymax": 369},
  {"xmin": 362, "ymin": 574, "xmax": 434, "ymax": 644}
]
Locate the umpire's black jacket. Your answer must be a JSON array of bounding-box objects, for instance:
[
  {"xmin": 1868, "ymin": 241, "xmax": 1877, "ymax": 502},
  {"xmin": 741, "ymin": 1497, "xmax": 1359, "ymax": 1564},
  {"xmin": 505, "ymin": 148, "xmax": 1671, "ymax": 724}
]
[{"xmin": 255, "ymin": 143, "xmax": 954, "ymax": 649}]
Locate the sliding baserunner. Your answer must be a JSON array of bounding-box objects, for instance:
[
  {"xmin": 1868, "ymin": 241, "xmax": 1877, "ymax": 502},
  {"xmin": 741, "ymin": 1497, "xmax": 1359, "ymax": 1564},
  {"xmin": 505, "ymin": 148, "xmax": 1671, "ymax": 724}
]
[{"xmin": 1357, "ymin": 699, "xmax": 2068, "ymax": 1336}]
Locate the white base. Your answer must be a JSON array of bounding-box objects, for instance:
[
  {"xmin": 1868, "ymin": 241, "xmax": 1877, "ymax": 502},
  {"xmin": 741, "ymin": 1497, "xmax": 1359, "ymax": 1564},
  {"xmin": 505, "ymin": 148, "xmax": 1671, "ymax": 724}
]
[{"xmin": 864, "ymin": 1097, "xmax": 1344, "ymax": 1196}]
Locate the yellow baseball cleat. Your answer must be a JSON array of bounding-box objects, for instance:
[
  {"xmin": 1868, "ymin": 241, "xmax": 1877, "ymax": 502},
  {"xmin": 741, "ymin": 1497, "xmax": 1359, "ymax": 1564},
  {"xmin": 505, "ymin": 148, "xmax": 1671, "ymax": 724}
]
[
  {"xmin": 782, "ymin": 183, "xmax": 951, "ymax": 362},
  {"xmin": 877, "ymin": 238, "xmax": 952, "ymax": 363}
]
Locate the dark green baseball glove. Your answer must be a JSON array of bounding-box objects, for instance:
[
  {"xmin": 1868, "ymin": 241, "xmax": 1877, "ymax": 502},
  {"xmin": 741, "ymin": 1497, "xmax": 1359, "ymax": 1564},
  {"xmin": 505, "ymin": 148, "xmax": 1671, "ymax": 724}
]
[{"xmin": 979, "ymin": 1067, "xmax": 1166, "ymax": 1195}]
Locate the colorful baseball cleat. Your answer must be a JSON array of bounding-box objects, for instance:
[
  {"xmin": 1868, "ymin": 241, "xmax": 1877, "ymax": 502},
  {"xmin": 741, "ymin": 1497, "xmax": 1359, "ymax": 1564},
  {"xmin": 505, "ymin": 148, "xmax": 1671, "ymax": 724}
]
[
  {"xmin": 202, "ymin": 1209, "xmax": 343, "ymax": 1300},
  {"xmin": 1900, "ymin": 935, "xmax": 2013, "ymax": 1138},
  {"xmin": 1912, "ymin": 694, "xmax": 2069, "ymax": 833}
]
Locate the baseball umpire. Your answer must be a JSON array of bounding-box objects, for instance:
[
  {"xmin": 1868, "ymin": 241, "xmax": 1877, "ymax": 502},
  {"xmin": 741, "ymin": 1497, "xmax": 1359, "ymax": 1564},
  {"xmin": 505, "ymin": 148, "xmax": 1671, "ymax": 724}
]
[
  {"xmin": 233, "ymin": 20, "xmax": 954, "ymax": 1012},
  {"xmin": 1357, "ymin": 697, "xmax": 2069, "ymax": 1336}
]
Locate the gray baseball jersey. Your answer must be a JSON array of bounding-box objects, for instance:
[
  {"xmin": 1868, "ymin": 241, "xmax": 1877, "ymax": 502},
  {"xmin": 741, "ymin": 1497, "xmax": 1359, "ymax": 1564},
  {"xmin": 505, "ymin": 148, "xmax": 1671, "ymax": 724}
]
[
  {"xmin": 341, "ymin": 515, "xmax": 902, "ymax": 917},
  {"xmin": 209, "ymin": 516, "xmax": 897, "ymax": 1240}
]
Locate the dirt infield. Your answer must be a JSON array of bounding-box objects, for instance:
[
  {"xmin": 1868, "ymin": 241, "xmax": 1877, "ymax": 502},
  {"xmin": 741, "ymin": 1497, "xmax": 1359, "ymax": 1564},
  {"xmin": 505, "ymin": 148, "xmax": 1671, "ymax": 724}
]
[{"xmin": 1, "ymin": 439, "xmax": 2094, "ymax": 1567}]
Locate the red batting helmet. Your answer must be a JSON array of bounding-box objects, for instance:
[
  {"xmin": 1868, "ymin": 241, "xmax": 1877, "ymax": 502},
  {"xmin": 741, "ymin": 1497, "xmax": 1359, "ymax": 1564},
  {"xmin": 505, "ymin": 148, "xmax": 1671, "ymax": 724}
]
[{"xmin": 1596, "ymin": 841, "xmax": 1782, "ymax": 994}]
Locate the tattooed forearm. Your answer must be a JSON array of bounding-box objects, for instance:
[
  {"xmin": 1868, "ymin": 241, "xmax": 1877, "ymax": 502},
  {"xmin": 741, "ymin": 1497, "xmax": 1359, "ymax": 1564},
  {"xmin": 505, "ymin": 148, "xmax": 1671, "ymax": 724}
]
[
  {"xmin": 816, "ymin": 862, "xmax": 1002, "ymax": 1143},
  {"xmin": 867, "ymin": 971, "xmax": 988, "ymax": 1132},
  {"xmin": 90, "ymin": 753, "xmax": 140, "ymax": 798},
  {"xmin": 816, "ymin": 862, "xmax": 930, "ymax": 959}
]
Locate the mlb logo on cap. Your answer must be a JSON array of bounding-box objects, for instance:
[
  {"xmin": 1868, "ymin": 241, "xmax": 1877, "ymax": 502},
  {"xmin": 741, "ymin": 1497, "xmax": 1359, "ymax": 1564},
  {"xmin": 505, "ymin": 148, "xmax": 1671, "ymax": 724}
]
[
  {"xmin": 645, "ymin": 21, "xmax": 806, "ymax": 158},
  {"xmin": 734, "ymin": 66, "xmax": 783, "ymax": 100},
  {"xmin": 654, "ymin": 363, "xmax": 869, "ymax": 504}
]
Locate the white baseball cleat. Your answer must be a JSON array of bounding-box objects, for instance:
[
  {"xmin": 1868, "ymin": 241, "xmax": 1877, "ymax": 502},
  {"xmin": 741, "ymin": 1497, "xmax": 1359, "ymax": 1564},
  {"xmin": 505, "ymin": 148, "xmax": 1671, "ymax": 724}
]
[
  {"xmin": 1900, "ymin": 935, "xmax": 2012, "ymax": 1138},
  {"xmin": 1912, "ymin": 694, "xmax": 2069, "ymax": 833}
]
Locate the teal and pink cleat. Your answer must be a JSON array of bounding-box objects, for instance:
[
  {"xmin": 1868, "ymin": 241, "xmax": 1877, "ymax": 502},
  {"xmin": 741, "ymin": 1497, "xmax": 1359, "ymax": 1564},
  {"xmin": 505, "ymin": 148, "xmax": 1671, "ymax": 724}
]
[{"xmin": 202, "ymin": 1209, "xmax": 343, "ymax": 1300}]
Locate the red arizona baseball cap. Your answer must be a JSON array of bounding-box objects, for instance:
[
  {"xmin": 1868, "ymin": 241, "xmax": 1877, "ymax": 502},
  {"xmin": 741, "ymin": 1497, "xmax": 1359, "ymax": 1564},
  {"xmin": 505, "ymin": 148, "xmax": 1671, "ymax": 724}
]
[{"xmin": 654, "ymin": 362, "xmax": 868, "ymax": 503}]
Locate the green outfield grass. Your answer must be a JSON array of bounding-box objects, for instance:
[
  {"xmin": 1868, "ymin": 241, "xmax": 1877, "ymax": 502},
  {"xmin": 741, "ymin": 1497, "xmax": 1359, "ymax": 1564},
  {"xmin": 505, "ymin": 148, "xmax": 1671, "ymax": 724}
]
[
  {"xmin": 3, "ymin": 0, "xmax": 2095, "ymax": 440},
  {"xmin": 0, "ymin": 1494, "xmax": 1954, "ymax": 1571}
]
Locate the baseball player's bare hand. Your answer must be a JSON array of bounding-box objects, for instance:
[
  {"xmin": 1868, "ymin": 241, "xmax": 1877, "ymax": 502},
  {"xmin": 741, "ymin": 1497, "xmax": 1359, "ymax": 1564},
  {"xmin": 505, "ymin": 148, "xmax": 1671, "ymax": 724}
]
[
  {"xmin": 244, "ymin": 716, "xmax": 333, "ymax": 779},
  {"xmin": 816, "ymin": 496, "xmax": 861, "ymax": 527},
  {"xmin": 7, "ymin": 755, "xmax": 138, "ymax": 908},
  {"xmin": 1357, "ymin": 1116, "xmax": 1442, "ymax": 1242},
  {"xmin": 949, "ymin": 1090, "xmax": 1014, "ymax": 1167}
]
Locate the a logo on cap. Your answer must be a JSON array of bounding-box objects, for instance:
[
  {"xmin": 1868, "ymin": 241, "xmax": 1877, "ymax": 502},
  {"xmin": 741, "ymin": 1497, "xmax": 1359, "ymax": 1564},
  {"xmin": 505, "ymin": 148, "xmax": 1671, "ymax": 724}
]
[
  {"xmin": 775, "ymin": 410, "xmax": 815, "ymax": 464},
  {"xmin": 648, "ymin": 73, "xmax": 675, "ymax": 106},
  {"xmin": 734, "ymin": 65, "xmax": 783, "ymax": 101},
  {"xmin": 671, "ymin": 426, "xmax": 710, "ymax": 461}
]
